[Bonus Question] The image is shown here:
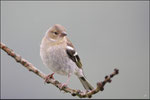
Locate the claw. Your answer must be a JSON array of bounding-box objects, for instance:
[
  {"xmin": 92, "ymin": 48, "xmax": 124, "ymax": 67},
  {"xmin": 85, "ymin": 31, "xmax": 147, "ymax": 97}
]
[
  {"xmin": 44, "ymin": 73, "xmax": 55, "ymax": 83},
  {"xmin": 59, "ymin": 83, "xmax": 67, "ymax": 89},
  {"xmin": 49, "ymin": 73, "xmax": 55, "ymax": 79},
  {"xmin": 59, "ymin": 73, "xmax": 71, "ymax": 89}
]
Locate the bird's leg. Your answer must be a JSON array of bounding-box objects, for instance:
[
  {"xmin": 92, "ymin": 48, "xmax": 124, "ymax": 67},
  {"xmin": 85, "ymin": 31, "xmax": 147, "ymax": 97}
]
[
  {"xmin": 60, "ymin": 73, "xmax": 71, "ymax": 89},
  {"xmin": 44, "ymin": 72, "xmax": 55, "ymax": 83}
]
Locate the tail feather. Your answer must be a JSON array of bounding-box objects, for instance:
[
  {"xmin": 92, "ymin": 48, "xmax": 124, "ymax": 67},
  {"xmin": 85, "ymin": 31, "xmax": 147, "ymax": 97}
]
[{"xmin": 78, "ymin": 77, "xmax": 94, "ymax": 91}]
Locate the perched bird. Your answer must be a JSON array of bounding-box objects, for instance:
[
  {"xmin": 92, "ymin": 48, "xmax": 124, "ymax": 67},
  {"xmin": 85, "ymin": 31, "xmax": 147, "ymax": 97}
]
[{"xmin": 40, "ymin": 24, "xmax": 94, "ymax": 91}]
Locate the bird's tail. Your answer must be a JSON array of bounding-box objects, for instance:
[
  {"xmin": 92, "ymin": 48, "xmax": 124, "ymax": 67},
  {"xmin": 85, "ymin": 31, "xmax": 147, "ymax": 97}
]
[{"xmin": 78, "ymin": 76, "xmax": 94, "ymax": 91}]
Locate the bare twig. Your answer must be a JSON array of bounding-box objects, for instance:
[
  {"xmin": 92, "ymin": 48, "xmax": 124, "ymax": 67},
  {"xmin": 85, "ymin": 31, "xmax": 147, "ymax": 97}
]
[{"xmin": 0, "ymin": 42, "xmax": 119, "ymax": 98}]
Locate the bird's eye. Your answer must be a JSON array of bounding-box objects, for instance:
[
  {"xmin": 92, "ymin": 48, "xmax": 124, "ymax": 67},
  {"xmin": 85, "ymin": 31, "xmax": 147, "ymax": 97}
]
[{"xmin": 54, "ymin": 32, "xmax": 58, "ymax": 35}]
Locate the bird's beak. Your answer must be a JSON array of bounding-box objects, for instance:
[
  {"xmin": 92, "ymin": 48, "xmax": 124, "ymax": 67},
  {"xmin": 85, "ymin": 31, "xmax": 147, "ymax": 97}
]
[{"xmin": 61, "ymin": 32, "xmax": 67, "ymax": 37}]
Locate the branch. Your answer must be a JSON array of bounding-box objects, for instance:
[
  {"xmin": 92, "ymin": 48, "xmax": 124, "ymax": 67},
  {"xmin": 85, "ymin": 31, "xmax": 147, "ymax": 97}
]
[{"xmin": 0, "ymin": 42, "xmax": 119, "ymax": 98}]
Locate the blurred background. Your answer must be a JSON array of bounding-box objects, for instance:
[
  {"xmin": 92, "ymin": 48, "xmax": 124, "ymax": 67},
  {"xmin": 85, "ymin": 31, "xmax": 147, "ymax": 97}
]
[{"xmin": 1, "ymin": 1, "xmax": 149, "ymax": 99}]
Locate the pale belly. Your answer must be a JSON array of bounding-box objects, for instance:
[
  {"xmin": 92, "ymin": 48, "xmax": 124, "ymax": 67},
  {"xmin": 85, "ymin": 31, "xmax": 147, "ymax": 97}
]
[{"xmin": 40, "ymin": 45, "xmax": 77, "ymax": 76}]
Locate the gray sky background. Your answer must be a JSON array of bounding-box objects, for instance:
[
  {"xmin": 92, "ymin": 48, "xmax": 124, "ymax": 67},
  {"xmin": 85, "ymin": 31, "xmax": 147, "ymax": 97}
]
[{"xmin": 1, "ymin": 1, "xmax": 149, "ymax": 99}]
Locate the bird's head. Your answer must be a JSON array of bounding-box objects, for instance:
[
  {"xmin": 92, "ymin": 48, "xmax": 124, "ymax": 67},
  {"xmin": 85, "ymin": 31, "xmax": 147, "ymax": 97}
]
[{"xmin": 46, "ymin": 24, "xmax": 67, "ymax": 42}]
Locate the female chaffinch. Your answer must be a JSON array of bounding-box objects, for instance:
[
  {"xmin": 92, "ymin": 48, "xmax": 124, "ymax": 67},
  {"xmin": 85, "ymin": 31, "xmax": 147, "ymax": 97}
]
[{"xmin": 40, "ymin": 24, "xmax": 93, "ymax": 91}]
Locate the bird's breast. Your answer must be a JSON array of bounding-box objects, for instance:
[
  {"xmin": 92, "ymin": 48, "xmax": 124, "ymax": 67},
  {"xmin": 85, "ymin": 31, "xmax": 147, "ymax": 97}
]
[{"xmin": 41, "ymin": 44, "xmax": 76, "ymax": 75}]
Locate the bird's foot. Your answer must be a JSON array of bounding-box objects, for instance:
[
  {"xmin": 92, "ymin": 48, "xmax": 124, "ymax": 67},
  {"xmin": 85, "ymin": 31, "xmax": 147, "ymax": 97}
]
[
  {"xmin": 59, "ymin": 83, "xmax": 67, "ymax": 89},
  {"xmin": 44, "ymin": 73, "xmax": 55, "ymax": 84}
]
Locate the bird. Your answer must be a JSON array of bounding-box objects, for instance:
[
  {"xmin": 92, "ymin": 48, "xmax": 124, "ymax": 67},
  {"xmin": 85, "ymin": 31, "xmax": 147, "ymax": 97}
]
[{"xmin": 40, "ymin": 24, "xmax": 94, "ymax": 91}]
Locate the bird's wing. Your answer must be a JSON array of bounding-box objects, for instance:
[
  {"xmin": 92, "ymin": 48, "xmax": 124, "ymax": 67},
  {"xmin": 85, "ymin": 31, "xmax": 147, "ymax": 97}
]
[{"xmin": 66, "ymin": 38, "xmax": 82, "ymax": 69}]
